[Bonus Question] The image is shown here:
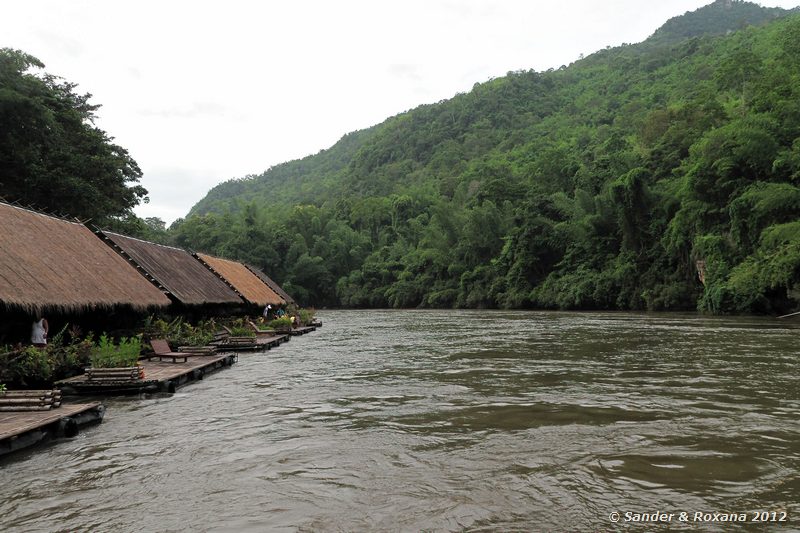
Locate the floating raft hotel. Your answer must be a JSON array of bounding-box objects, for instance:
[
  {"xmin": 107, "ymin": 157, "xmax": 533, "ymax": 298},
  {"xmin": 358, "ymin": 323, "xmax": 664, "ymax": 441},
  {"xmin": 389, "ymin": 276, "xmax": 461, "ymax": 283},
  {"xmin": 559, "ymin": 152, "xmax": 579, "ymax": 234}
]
[
  {"xmin": 0, "ymin": 201, "xmax": 298, "ymax": 318},
  {"xmin": 0, "ymin": 202, "xmax": 171, "ymax": 314},
  {"xmin": 56, "ymin": 353, "xmax": 238, "ymax": 395},
  {"xmin": 99, "ymin": 231, "xmax": 245, "ymax": 308},
  {"xmin": 196, "ymin": 253, "xmax": 284, "ymax": 307},
  {"xmin": 0, "ymin": 403, "xmax": 105, "ymax": 457},
  {"xmin": 0, "ymin": 201, "xmax": 311, "ymax": 457},
  {"xmin": 246, "ymin": 264, "xmax": 296, "ymax": 307}
]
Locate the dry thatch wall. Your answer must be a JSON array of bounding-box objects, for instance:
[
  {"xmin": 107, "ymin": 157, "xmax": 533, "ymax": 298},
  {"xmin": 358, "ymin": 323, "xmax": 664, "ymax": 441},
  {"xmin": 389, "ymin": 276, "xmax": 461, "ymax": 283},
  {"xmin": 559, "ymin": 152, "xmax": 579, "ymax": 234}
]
[
  {"xmin": 0, "ymin": 203, "xmax": 171, "ymax": 313},
  {"xmin": 195, "ymin": 253, "xmax": 284, "ymax": 306},
  {"xmin": 101, "ymin": 232, "xmax": 243, "ymax": 305},
  {"xmin": 245, "ymin": 264, "xmax": 296, "ymax": 306}
]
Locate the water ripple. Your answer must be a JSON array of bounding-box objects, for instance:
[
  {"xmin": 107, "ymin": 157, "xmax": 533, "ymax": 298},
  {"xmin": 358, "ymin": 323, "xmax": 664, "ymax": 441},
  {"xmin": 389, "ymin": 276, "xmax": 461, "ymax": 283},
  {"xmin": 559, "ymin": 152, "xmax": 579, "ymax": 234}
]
[{"xmin": 0, "ymin": 310, "xmax": 798, "ymax": 532}]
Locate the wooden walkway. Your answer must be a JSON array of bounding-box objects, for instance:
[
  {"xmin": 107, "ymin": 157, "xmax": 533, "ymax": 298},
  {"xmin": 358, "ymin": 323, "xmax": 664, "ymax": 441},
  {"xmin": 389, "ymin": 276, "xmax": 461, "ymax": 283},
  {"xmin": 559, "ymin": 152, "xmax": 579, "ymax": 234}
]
[
  {"xmin": 0, "ymin": 402, "xmax": 104, "ymax": 457},
  {"xmin": 290, "ymin": 326, "xmax": 316, "ymax": 336},
  {"xmin": 56, "ymin": 353, "xmax": 237, "ymax": 395}
]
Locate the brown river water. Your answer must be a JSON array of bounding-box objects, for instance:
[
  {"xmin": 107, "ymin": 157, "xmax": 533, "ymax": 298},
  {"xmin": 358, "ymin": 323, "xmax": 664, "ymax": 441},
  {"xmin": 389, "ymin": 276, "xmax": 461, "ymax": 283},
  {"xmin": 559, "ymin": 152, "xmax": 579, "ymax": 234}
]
[{"xmin": 0, "ymin": 310, "xmax": 798, "ymax": 532}]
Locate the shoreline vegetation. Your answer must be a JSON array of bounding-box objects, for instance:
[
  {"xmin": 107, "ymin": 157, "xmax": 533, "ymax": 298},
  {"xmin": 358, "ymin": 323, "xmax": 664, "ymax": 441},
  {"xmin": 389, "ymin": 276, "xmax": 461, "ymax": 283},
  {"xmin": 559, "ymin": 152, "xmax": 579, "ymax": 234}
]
[
  {"xmin": 173, "ymin": 3, "xmax": 800, "ymax": 315},
  {"xmin": 4, "ymin": 3, "xmax": 800, "ymax": 319}
]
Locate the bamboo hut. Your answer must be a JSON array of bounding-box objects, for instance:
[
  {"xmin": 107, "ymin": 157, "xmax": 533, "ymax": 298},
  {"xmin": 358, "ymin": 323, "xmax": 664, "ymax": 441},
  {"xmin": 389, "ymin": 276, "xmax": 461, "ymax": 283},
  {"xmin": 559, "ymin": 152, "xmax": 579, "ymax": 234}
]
[
  {"xmin": 0, "ymin": 203, "xmax": 170, "ymax": 315},
  {"xmin": 99, "ymin": 232, "xmax": 243, "ymax": 308},
  {"xmin": 194, "ymin": 253, "xmax": 284, "ymax": 307},
  {"xmin": 245, "ymin": 265, "xmax": 296, "ymax": 307}
]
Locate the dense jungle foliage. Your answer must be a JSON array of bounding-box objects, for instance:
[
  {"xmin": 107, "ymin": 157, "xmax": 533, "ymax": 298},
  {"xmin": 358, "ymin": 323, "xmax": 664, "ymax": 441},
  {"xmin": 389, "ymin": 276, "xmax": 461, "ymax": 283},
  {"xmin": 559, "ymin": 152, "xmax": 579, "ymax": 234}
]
[
  {"xmin": 174, "ymin": 1, "xmax": 800, "ymax": 313},
  {"xmin": 4, "ymin": 2, "xmax": 800, "ymax": 314},
  {"xmin": 0, "ymin": 48, "xmax": 151, "ymax": 229}
]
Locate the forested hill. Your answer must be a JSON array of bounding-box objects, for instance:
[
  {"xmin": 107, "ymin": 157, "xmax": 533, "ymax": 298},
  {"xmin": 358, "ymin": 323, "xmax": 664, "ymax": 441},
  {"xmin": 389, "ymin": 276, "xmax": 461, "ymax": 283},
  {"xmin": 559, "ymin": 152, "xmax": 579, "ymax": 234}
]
[
  {"xmin": 174, "ymin": 1, "xmax": 800, "ymax": 314},
  {"xmin": 187, "ymin": 0, "xmax": 797, "ymax": 220},
  {"xmin": 650, "ymin": 0, "xmax": 795, "ymax": 44}
]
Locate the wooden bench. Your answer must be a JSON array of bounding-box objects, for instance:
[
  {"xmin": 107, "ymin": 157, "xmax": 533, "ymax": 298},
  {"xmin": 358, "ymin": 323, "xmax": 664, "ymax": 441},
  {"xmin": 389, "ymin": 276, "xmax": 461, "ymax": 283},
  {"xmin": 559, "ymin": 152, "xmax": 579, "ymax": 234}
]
[
  {"xmin": 0, "ymin": 390, "xmax": 63, "ymax": 411},
  {"xmin": 226, "ymin": 336, "xmax": 257, "ymax": 345},
  {"xmin": 177, "ymin": 346, "xmax": 217, "ymax": 355},
  {"xmin": 86, "ymin": 366, "xmax": 144, "ymax": 381}
]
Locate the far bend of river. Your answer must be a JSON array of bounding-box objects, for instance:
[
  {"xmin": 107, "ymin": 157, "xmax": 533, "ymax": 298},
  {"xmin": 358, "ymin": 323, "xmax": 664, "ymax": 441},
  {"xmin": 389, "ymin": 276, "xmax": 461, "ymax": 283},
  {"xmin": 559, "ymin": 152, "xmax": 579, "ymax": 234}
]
[{"xmin": 1, "ymin": 310, "xmax": 799, "ymax": 532}]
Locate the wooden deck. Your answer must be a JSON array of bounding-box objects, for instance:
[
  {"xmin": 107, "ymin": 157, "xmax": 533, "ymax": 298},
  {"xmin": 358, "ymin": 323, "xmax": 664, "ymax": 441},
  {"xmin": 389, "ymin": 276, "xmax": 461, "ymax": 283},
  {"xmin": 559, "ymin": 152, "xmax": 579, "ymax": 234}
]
[
  {"xmin": 253, "ymin": 333, "xmax": 289, "ymax": 349},
  {"xmin": 0, "ymin": 402, "xmax": 104, "ymax": 457},
  {"xmin": 56, "ymin": 353, "xmax": 237, "ymax": 395}
]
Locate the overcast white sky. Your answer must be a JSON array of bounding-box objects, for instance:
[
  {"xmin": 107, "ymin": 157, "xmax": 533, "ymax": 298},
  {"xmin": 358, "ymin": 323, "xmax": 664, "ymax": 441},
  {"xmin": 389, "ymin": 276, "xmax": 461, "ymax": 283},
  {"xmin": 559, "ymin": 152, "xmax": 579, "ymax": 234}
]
[{"xmin": 2, "ymin": 1, "xmax": 798, "ymax": 223}]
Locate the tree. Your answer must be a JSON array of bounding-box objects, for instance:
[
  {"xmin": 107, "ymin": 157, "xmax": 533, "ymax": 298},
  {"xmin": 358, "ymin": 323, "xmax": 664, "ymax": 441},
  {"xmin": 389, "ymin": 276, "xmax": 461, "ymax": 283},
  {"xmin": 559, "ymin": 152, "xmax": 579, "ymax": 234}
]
[
  {"xmin": 168, "ymin": 6, "xmax": 800, "ymax": 314},
  {"xmin": 0, "ymin": 48, "xmax": 147, "ymax": 223}
]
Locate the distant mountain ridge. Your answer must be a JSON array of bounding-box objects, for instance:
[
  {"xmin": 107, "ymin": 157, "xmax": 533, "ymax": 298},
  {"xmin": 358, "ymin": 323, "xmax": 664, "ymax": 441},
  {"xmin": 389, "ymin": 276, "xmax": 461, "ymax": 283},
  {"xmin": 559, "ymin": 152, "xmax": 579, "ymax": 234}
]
[
  {"xmin": 174, "ymin": 1, "xmax": 800, "ymax": 315},
  {"xmin": 649, "ymin": 0, "xmax": 797, "ymax": 44},
  {"xmin": 185, "ymin": 0, "xmax": 799, "ymax": 220}
]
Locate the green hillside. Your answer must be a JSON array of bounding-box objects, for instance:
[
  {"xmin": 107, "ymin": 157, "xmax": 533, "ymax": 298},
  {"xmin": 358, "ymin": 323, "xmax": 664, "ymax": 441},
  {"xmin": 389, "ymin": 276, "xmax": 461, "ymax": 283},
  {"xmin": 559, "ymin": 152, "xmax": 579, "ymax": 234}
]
[
  {"xmin": 174, "ymin": 1, "xmax": 800, "ymax": 314},
  {"xmin": 650, "ymin": 0, "xmax": 793, "ymax": 44}
]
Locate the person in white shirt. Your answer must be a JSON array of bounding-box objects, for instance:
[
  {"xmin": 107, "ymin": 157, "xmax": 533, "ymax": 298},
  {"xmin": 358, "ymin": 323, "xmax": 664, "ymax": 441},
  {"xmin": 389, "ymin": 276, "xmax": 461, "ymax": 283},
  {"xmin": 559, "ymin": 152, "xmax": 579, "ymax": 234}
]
[{"xmin": 31, "ymin": 317, "xmax": 49, "ymax": 348}]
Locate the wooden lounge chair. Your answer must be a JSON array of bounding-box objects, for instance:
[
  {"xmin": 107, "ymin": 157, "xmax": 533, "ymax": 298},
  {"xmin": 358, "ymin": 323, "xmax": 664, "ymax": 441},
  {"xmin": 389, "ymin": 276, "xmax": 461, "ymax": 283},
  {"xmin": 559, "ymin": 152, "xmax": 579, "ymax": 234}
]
[
  {"xmin": 249, "ymin": 320, "xmax": 291, "ymax": 335},
  {"xmin": 209, "ymin": 326, "xmax": 253, "ymax": 348},
  {"xmin": 247, "ymin": 320, "xmax": 277, "ymax": 336},
  {"xmin": 148, "ymin": 339, "xmax": 189, "ymax": 363}
]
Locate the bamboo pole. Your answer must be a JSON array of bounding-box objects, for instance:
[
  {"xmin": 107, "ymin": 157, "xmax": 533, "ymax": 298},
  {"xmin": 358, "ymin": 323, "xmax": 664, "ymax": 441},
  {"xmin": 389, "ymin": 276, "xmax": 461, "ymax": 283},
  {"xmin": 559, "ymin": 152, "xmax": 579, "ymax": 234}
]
[
  {"xmin": 0, "ymin": 390, "xmax": 60, "ymax": 398},
  {"xmin": 777, "ymin": 310, "xmax": 800, "ymax": 319}
]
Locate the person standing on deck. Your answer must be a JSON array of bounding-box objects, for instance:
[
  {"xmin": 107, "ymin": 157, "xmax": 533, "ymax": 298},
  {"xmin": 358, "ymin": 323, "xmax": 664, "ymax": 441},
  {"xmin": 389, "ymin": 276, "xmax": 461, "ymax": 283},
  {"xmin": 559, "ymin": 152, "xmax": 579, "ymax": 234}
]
[{"xmin": 31, "ymin": 317, "xmax": 48, "ymax": 348}]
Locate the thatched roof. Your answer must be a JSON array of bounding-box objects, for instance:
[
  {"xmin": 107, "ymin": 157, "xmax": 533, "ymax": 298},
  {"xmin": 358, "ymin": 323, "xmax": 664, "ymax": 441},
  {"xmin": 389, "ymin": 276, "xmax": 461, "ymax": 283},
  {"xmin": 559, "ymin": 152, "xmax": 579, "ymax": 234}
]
[
  {"xmin": 101, "ymin": 232, "xmax": 243, "ymax": 305},
  {"xmin": 245, "ymin": 264, "xmax": 296, "ymax": 306},
  {"xmin": 0, "ymin": 203, "xmax": 171, "ymax": 313},
  {"xmin": 195, "ymin": 253, "xmax": 284, "ymax": 306}
]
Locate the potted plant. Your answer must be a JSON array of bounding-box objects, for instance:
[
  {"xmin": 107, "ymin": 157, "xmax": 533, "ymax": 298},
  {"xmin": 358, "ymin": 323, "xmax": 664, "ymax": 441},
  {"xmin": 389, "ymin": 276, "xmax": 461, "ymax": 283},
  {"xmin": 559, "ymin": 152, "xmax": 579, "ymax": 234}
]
[{"xmin": 86, "ymin": 335, "xmax": 144, "ymax": 381}]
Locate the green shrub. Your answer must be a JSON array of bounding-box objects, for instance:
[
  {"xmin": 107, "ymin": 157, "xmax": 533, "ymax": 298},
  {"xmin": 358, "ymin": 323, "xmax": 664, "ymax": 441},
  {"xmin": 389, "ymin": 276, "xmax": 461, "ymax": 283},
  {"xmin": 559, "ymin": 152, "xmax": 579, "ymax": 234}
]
[
  {"xmin": 181, "ymin": 322, "xmax": 215, "ymax": 346},
  {"xmin": 218, "ymin": 317, "xmax": 254, "ymax": 337},
  {"xmin": 143, "ymin": 316, "xmax": 216, "ymax": 346},
  {"xmin": 266, "ymin": 317, "xmax": 293, "ymax": 329},
  {"xmin": 10, "ymin": 347, "xmax": 54, "ymax": 384},
  {"xmin": 298, "ymin": 308, "xmax": 315, "ymax": 325},
  {"xmin": 228, "ymin": 326, "xmax": 255, "ymax": 337},
  {"xmin": 54, "ymin": 338, "xmax": 93, "ymax": 377},
  {"xmin": 90, "ymin": 335, "xmax": 142, "ymax": 368},
  {"xmin": 0, "ymin": 324, "xmax": 96, "ymax": 385}
]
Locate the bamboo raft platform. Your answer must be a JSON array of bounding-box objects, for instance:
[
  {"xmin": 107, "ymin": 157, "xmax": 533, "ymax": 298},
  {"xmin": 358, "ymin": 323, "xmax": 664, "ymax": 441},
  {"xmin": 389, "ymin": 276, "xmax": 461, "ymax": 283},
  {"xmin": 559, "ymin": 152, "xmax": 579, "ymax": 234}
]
[
  {"xmin": 290, "ymin": 326, "xmax": 317, "ymax": 336},
  {"xmin": 0, "ymin": 402, "xmax": 105, "ymax": 457},
  {"xmin": 55, "ymin": 353, "xmax": 238, "ymax": 395}
]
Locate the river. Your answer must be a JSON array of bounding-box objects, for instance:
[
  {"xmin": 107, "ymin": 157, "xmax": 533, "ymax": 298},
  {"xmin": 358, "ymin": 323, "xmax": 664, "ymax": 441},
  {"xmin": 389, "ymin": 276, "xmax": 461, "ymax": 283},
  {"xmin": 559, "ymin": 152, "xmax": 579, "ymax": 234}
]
[{"xmin": 0, "ymin": 310, "xmax": 798, "ymax": 531}]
